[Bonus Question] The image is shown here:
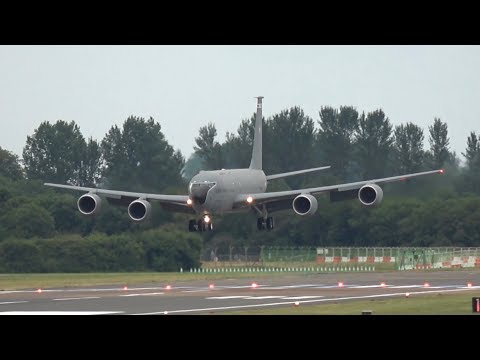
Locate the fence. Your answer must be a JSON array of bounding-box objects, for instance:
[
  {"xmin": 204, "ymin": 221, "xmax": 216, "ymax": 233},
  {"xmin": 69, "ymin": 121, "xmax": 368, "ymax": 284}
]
[{"xmin": 201, "ymin": 246, "xmax": 480, "ymax": 270}]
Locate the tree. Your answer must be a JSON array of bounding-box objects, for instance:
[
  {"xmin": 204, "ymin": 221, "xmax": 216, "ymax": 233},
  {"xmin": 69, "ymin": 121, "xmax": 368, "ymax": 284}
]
[
  {"xmin": 78, "ymin": 137, "xmax": 102, "ymax": 186},
  {"xmin": 0, "ymin": 147, "xmax": 23, "ymax": 180},
  {"xmin": 1, "ymin": 203, "xmax": 55, "ymax": 239},
  {"xmin": 193, "ymin": 123, "xmax": 223, "ymax": 170},
  {"xmin": 393, "ymin": 122, "xmax": 425, "ymax": 173},
  {"xmin": 317, "ymin": 106, "xmax": 359, "ymax": 180},
  {"xmin": 221, "ymin": 116, "xmax": 256, "ymax": 169},
  {"xmin": 182, "ymin": 152, "xmax": 206, "ymax": 180},
  {"xmin": 101, "ymin": 116, "xmax": 185, "ymax": 192},
  {"xmin": 354, "ymin": 109, "xmax": 394, "ymax": 179},
  {"xmin": 462, "ymin": 131, "xmax": 480, "ymax": 168},
  {"xmin": 23, "ymin": 120, "xmax": 87, "ymax": 184},
  {"xmin": 264, "ymin": 106, "xmax": 316, "ymax": 188},
  {"xmin": 426, "ymin": 118, "xmax": 451, "ymax": 169}
]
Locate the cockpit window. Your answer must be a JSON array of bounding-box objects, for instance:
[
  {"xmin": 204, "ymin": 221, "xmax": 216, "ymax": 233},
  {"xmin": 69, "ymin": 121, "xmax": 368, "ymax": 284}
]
[{"xmin": 189, "ymin": 181, "xmax": 216, "ymax": 193}]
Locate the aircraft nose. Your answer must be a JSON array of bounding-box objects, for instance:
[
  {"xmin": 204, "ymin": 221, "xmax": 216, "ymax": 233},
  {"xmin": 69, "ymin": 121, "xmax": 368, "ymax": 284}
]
[{"xmin": 189, "ymin": 182, "xmax": 216, "ymax": 205}]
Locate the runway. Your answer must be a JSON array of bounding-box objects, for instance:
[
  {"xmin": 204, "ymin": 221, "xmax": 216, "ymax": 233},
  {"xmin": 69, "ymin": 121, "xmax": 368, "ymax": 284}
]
[{"xmin": 1, "ymin": 270, "xmax": 479, "ymax": 314}]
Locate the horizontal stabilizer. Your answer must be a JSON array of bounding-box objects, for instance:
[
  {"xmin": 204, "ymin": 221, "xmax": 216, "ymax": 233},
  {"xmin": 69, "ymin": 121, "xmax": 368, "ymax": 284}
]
[{"xmin": 266, "ymin": 166, "xmax": 331, "ymax": 181}]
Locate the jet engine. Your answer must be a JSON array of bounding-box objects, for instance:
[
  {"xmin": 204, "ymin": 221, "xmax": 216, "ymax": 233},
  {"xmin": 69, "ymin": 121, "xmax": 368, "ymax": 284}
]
[
  {"xmin": 358, "ymin": 184, "xmax": 383, "ymax": 206},
  {"xmin": 128, "ymin": 199, "xmax": 152, "ymax": 221},
  {"xmin": 292, "ymin": 194, "xmax": 318, "ymax": 216},
  {"xmin": 77, "ymin": 193, "xmax": 102, "ymax": 215}
]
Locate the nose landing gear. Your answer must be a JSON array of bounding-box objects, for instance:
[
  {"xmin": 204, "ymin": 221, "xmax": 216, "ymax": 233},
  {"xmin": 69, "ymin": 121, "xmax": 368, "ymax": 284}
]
[{"xmin": 188, "ymin": 216, "xmax": 213, "ymax": 232}]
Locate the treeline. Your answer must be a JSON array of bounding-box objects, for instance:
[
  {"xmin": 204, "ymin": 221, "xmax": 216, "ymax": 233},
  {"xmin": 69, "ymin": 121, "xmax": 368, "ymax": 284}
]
[
  {"xmin": 0, "ymin": 227, "xmax": 201, "ymax": 273},
  {"xmin": 1, "ymin": 105, "xmax": 480, "ymax": 272}
]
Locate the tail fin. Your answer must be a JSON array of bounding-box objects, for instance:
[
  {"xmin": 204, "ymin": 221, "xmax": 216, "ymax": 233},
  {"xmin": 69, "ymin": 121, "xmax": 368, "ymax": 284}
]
[{"xmin": 249, "ymin": 96, "xmax": 263, "ymax": 170}]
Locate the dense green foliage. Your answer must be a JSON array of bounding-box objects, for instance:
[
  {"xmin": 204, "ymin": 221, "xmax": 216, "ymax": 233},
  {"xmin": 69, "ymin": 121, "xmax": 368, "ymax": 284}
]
[{"xmin": 1, "ymin": 106, "xmax": 479, "ymax": 272}]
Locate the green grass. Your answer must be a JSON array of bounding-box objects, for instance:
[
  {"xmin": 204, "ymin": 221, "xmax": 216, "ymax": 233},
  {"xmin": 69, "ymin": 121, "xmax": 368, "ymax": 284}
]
[{"xmin": 221, "ymin": 292, "xmax": 480, "ymax": 315}]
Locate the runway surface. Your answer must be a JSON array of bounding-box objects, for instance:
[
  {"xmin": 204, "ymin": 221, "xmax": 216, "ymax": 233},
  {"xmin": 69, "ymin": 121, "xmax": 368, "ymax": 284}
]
[{"xmin": 1, "ymin": 270, "xmax": 479, "ymax": 314}]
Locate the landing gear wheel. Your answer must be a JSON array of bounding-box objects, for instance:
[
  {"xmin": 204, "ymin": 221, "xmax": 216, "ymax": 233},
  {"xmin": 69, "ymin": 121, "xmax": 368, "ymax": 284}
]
[
  {"xmin": 266, "ymin": 216, "xmax": 274, "ymax": 230},
  {"xmin": 188, "ymin": 219, "xmax": 197, "ymax": 232},
  {"xmin": 257, "ymin": 218, "xmax": 266, "ymax": 231},
  {"xmin": 207, "ymin": 222, "xmax": 213, "ymax": 231},
  {"xmin": 197, "ymin": 219, "xmax": 205, "ymax": 232}
]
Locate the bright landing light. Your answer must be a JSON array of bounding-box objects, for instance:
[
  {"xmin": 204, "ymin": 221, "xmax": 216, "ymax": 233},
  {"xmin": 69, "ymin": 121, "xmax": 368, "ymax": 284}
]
[
  {"xmin": 187, "ymin": 198, "xmax": 192, "ymax": 205},
  {"xmin": 204, "ymin": 215, "xmax": 211, "ymax": 223},
  {"xmin": 246, "ymin": 196, "xmax": 253, "ymax": 204}
]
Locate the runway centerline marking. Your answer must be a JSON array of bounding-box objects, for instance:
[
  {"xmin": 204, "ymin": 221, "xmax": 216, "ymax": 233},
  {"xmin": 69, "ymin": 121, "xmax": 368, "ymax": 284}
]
[
  {"xmin": 0, "ymin": 311, "xmax": 123, "ymax": 315},
  {"xmin": 206, "ymin": 296, "xmax": 250, "ymax": 300},
  {"xmin": 0, "ymin": 301, "xmax": 29, "ymax": 305},
  {"xmin": 243, "ymin": 296, "xmax": 286, "ymax": 300},
  {"xmin": 281, "ymin": 296, "xmax": 324, "ymax": 300},
  {"xmin": 53, "ymin": 296, "xmax": 101, "ymax": 301},
  {"xmin": 132, "ymin": 287, "xmax": 479, "ymax": 315},
  {"xmin": 119, "ymin": 292, "xmax": 165, "ymax": 297}
]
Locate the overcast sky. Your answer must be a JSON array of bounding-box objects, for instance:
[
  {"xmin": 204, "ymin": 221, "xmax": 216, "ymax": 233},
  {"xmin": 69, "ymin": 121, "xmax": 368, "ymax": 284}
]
[{"xmin": 1, "ymin": 45, "xmax": 479, "ymax": 164}]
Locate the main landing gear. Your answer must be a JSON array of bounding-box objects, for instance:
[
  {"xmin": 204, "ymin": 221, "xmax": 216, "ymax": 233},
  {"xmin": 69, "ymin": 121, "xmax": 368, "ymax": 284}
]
[
  {"xmin": 188, "ymin": 216, "xmax": 213, "ymax": 232},
  {"xmin": 257, "ymin": 216, "xmax": 274, "ymax": 231}
]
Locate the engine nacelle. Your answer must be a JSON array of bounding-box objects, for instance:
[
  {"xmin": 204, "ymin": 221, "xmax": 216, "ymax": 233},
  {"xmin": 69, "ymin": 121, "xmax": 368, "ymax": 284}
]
[
  {"xmin": 128, "ymin": 199, "xmax": 152, "ymax": 221},
  {"xmin": 292, "ymin": 194, "xmax": 318, "ymax": 216},
  {"xmin": 358, "ymin": 184, "xmax": 384, "ymax": 206},
  {"xmin": 77, "ymin": 193, "xmax": 102, "ymax": 215}
]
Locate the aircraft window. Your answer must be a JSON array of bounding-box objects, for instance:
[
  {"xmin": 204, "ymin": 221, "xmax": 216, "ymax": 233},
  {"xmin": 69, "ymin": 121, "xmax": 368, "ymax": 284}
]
[{"xmin": 189, "ymin": 182, "xmax": 216, "ymax": 192}]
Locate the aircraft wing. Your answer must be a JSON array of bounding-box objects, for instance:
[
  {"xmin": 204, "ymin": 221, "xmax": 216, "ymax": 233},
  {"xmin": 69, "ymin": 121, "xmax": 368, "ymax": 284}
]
[
  {"xmin": 233, "ymin": 169, "xmax": 444, "ymax": 210},
  {"xmin": 44, "ymin": 183, "xmax": 191, "ymax": 208}
]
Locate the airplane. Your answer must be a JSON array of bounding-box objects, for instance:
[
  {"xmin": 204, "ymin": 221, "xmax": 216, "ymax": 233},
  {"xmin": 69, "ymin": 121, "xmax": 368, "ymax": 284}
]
[{"xmin": 44, "ymin": 96, "xmax": 444, "ymax": 232}]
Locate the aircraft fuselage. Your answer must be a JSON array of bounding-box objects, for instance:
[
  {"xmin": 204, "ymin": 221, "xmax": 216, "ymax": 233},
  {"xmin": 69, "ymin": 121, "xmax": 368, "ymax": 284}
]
[{"xmin": 188, "ymin": 169, "xmax": 266, "ymax": 215}]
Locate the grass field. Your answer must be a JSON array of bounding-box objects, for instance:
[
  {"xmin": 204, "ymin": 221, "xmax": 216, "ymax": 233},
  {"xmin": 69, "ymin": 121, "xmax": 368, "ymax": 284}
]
[{"xmin": 221, "ymin": 292, "xmax": 480, "ymax": 315}]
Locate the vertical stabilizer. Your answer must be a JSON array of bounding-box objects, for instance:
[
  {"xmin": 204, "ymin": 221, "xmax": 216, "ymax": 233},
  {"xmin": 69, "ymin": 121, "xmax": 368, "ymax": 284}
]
[{"xmin": 249, "ymin": 96, "xmax": 263, "ymax": 170}]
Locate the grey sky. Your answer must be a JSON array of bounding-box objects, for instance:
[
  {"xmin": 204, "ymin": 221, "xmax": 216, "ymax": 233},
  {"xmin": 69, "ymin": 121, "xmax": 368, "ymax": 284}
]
[{"xmin": 1, "ymin": 45, "xmax": 479, "ymax": 165}]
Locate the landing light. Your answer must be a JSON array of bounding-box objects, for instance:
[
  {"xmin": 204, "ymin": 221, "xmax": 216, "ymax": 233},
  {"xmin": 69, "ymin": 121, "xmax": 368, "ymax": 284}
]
[
  {"xmin": 187, "ymin": 198, "xmax": 192, "ymax": 205},
  {"xmin": 439, "ymin": 169, "xmax": 445, "ymax": 174},
  {"xmin": 123, "ymin": 286, "xmax": 128, "ymax": 291},
  {"xmin": 467, "ymin": 282, "xmax": 472, "ymax": 288},
  {"xmin": 338, "ymin": 281, "xmax": 344, "ymax": 287},
  {"xmin": 423, "ymin": 282, "xmax": 430, "ymax": 287},
  {"xmin": 37, "ymin": 288, "xmax": 42, "ymax": 293},
  {"xmin": 246, "ymin": 196, "xmax": 253, "ymax": 204},
  {"xmin": 380, "ymin": 282, "xmax": 386, "ymax": 287},
  {"xmin": 165, "ymin": 285, "xmax": 172, "ymax": 290},
  {"xmin": 209, "ymin": 284, "xmax": 215, "ymax": 289},
  {"xmin": 251, "ymin": 282, "xmax": 258, "ymax": 288},
  {"xmin": 204, "ymin": 215, "xmax": 211, "ymax": 223}
]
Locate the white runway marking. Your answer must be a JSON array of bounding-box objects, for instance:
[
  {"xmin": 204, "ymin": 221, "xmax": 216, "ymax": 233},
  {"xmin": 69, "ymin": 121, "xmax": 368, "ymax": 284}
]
[
  {"xmin": 206, "ymin": 296, "xmax": 250, "ymax": 300},
  {"xmin": 182, "ymin": 289, "xmax": 210, "ymax": 293},
  {"xmin": 53, "ymin": 296, "xmax": 101, "ymax": 301},
  {"xmin": 261, "ymin": 284, "xmax": 318, "ymax": 290},
  {"xmin": 119, "ymin": 292, "xmax": 164, "ymax": 297},
  {"xmin": 243, "ymin": 296, "xmax": 286, "ymax": 300},
  {"xmin": 0, "ymin": 301, "xmax": 29, "ymax": 305},
  {"xmin": 133, "ymin": 287, "xmax": 479, "ymax": 315},
  {"xmin": 281, "ymin": 296, "xmax": 324, "ymax": 300},
  {"xmin": 0, "ymin": 311, "xmax": 123, "ymax": 315}
]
